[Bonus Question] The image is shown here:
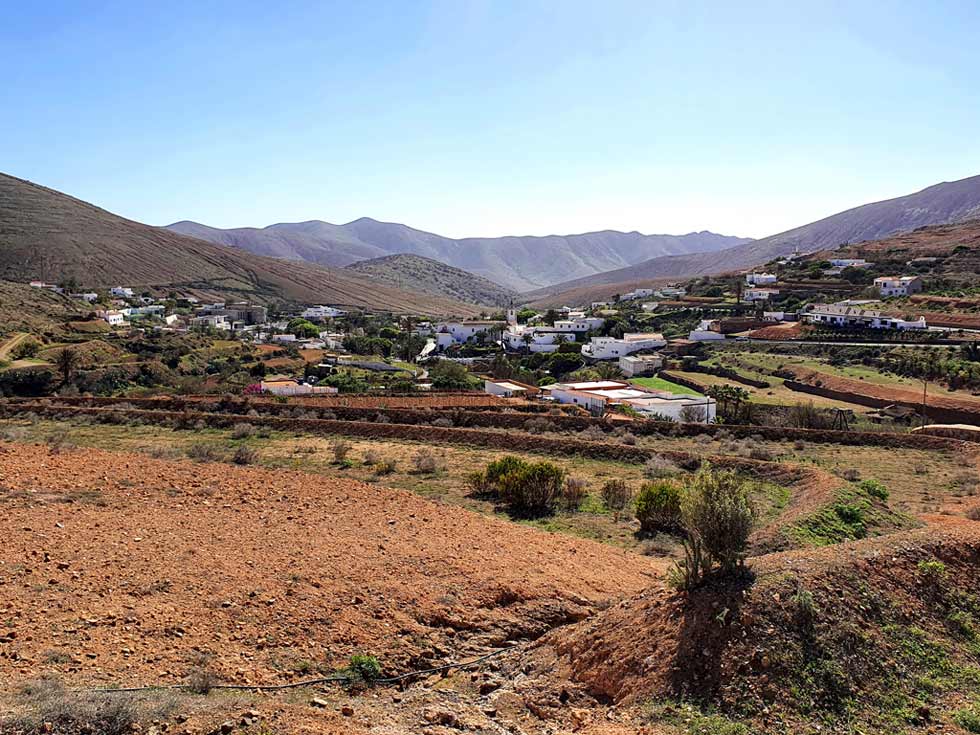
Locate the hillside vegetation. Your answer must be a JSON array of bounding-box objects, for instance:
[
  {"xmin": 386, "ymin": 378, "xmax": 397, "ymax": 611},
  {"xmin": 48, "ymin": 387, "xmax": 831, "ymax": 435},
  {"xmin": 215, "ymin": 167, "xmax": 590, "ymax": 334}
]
[{"xmin": 346, "ymin": 253, "xmax": 518, "ymax": 308}]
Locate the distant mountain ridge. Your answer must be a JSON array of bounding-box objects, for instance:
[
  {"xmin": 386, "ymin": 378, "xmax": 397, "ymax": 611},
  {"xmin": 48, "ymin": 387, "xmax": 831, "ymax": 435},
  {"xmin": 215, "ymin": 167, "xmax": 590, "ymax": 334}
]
[
  {"xmin": 0, "ymin": 173, "xmax": 482, "ymax": 316},
  {"xmin": 525, "ymin": 174, "xmax": 980, "ymax": 304},
  {"xmin": 166, "ymin": 218, "xmax": 750, "ymax": 292},
  {"xmin": 345, "ymin": 254, "xmax": 518, "ymax": 308}
]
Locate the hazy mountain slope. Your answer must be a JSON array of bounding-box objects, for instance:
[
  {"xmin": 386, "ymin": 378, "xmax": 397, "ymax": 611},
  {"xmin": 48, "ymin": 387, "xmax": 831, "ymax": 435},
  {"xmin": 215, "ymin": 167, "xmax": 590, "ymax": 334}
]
[
  {"xmin": 0, "ymin": 173, "xmax": 480, "ymax": 316},
  {"xmin": 526, "ymin": 174, "xmax": 980, "ymax": 303},
  {"xmin": 167, "ymin": 218, "xmax": 750, "ymax": 291},
  {"xmin": 346, "ymin": 254, "xmax": 518, "ymax": 308}
]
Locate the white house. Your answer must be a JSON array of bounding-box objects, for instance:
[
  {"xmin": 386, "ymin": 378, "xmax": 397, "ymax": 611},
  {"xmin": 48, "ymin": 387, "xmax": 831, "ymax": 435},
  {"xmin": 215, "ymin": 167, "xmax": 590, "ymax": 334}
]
[
  {"xmin": 743, "ymin": 288, "xmax": 779, "ymax": 302},
  {"xmin": 829, "ymin": 258, "xmax": 871, "ymax": 269},
  {"xmin": 96, "ymin": 310, "xmax": 125, "ymax": 326},
  {"xmin": 688, "ymin": 320, "xmax": 726, "ymax": 342},
  {"xmin": 622, "ymin": 288, "xmax": 655, "ymax": 300},
  {"xmin": 802, "ymin": 304, "xmax": 926, "ymax": 330},
  {"xmin": 618, "ymin": 353, "xmax": 663, "ymax": 377},
  {"xmin": 110, "ymin": 286, "xmax": 135, "ymax": 298},
  {"xmin": 302, "ymin": 305, "xmax": 345, "ymax": 319},
  {"xmin": 271, "ymin": 333, "xmax": 298, "ymax": 343},
  {"xmin": 745, "ymin": 272, "xmax": 778, "ymax": 286},
  {"xmin": 581, "ymin": 332, "xmax": 667, "ymax": 360},
  {"xmin": 70, "ymin": 292, "xmax": 99, "ymax": 303},
  {"xmin": 189, "ymin": 314, "xmax": 230, "ymax": 330},
  {"xmin": 657, "ymin": 287, "xmax": 687, "ymax": 298},
  {"xmin": 259, "ymin": 379, "xmax": 337, "ymax": 396},
  {"xmin": 163, "ymin": 314, "xmax": 179, "ymax": 326},
  {"xmin": 874, "ymin": 276, "xmax": 923, "ymax": 298},
  {"xmin": 590, "ymin": 301, "xmax": 610, "ymax": 310},
  {"xmin": 483, "ymin": 379, "xmax": 535, "ymax": 398},
  {"xmin": 542, "ymin": 380, "xmax": 715, "ymax": 422},
  {"xmin": 434, "ymin": 321, "xmax": 505, "ymax": 347},
  {"xmin": 641, "ymin": 302, "xmax": 661, "ymax": 312}
]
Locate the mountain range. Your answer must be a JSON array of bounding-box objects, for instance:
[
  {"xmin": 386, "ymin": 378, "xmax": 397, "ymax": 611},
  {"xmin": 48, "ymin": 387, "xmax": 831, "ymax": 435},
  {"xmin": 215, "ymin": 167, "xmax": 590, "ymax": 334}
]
[
  {"xmin": 525, "ymin": 174, "xmax": 980, "ymax": 305},
  {"xmin": 166, "ymin": 219, "xmax": 749, "ymax": 292},
  {"xmin": 0, "ymin": 173, "xmax": 481, "ymax": 316}
]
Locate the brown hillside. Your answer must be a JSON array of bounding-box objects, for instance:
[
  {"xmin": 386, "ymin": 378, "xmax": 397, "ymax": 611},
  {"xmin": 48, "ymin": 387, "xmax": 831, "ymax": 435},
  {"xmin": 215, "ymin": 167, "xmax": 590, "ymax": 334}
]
[{"xmin": 0, "ymin": 173, "xmax": 480, "ymax": 316}]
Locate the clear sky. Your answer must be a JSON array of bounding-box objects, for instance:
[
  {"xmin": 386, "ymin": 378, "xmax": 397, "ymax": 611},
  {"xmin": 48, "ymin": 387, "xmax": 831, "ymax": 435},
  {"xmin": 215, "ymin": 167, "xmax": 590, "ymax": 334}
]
[{"xmin": 3, "ymin": 0, "xmax": 979, "ymax": 239}]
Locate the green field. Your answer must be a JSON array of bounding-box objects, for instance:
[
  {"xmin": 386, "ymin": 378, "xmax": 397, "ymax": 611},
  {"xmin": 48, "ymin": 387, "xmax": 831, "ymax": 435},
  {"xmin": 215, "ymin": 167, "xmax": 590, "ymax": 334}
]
[{"xmin": 629, "ymin": 375, "xmax": 703, "ymax": 396}]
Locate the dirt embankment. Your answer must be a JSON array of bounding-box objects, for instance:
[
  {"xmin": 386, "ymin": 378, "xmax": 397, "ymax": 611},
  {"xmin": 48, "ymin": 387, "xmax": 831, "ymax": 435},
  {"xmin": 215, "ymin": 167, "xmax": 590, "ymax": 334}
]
[{"xmin": 519, "ymin": 523, "xmax": 980, "ymax": 732}]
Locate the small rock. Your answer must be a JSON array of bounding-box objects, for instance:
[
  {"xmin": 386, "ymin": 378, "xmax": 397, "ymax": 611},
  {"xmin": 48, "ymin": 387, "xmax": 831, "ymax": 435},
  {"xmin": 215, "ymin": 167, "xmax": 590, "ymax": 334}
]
[
  {"xmin": 340, "ymin": 704, "xmax": 354, "ymax": 717},
  {"xmin": 310, "ymin": 697, "xmax": 328, "ymax": 708}
]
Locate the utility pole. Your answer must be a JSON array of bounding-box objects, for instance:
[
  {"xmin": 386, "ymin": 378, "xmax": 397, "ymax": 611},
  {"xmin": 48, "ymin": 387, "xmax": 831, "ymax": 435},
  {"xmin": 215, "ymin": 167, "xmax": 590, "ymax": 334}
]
[{"xmin": 921, "ymin": 378, "xmax": 928, "ymax": 427}]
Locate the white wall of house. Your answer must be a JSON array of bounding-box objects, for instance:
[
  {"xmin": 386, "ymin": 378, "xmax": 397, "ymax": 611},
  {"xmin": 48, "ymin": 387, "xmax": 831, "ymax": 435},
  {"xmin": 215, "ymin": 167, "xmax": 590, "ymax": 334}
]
[
  {"xmin": 745, "ymin": 273, "xmax": 778, "ymax": 286},
  {"xmin": 627, "ymin": 396, "xmax": 717, "ymax": 423},
  {"xmin": 582, "ymin": 333, "xmax": 667, "ymax": 360}
]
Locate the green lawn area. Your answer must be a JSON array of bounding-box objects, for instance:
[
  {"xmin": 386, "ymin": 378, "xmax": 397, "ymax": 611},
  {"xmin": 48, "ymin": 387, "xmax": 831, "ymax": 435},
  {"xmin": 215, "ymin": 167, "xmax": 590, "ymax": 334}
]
[{"xmin": 630, "ymin": 375, "xmax": 703, "ymax": 396}]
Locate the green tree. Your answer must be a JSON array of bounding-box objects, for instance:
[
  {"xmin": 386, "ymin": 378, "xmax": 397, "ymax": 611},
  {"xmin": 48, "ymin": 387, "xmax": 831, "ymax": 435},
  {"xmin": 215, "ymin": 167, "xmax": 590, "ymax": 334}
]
[
  {"xmin": 55, "ymin": 347, "xmax": 81, "ymax": 385},
  {"xmin": 429, "ymin": 359, "xmax": 476, "ymax": 390}
]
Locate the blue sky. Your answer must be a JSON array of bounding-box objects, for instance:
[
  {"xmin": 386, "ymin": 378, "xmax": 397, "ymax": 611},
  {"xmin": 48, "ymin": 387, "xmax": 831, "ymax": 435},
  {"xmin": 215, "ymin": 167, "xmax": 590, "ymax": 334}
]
[{"xmin": 3, "ymin": 0, "xmax": 979, "ymax": 238}]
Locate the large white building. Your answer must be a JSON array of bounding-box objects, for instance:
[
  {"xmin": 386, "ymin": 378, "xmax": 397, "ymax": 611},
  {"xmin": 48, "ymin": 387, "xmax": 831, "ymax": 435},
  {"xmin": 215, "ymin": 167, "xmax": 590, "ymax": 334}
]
[
  {"xmin": 874, "ymin": 276, "xmax": 923, "ymax": 298},
  {"xmin": 110, "ymin": 286, "xmax": 135, "ymax": 298},
  {"xmin": 542, "ymin": 380, "xmax": 716, "ymax": 422},
  {"xmin": 743, "ymin": 288, "xmax": 779, "ymax": 302},
  {"xmin": 745, "ymin": 272, "xmax": 778, "ymax": 286},
  {"xmin": 582, "ymin": 332, "xmax": 666, "ymax": 360},
  {"xmin": 622, "ymin": 288, "xmax": 655, "ymax": 300},
  {"xmin": 802, "ymin": 304, "xmax": 926, "ymax": 330},
  {"xmin": 618, "ymin": 353, "xmax": 663, "ymax": 377},
  {"xmin": 96, "ymin": 310, "xmax": 125, "ymax": 326},
  {"xmin": 433, "ymin": 321, "xmax": 505, "ymax": 349},
  {"xmin": 302, "ymin": 305, "xmax": 346, "ymax": 319}
]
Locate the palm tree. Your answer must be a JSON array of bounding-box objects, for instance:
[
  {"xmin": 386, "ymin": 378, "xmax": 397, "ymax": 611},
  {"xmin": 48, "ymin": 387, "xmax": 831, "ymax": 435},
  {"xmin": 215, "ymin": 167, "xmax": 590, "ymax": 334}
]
[{"xmin": 55, "ymin": 347, "xmax": 80, "ymax": 386}]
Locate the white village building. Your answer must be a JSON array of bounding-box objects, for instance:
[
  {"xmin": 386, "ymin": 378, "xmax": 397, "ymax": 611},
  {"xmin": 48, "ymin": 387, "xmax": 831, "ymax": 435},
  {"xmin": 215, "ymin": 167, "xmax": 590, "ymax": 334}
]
[
  {"xmin": 743, "ymin": 288, "xmax": 779, "ymax": 302},
  {"xmin": 873, "ymin": 276, "xmax": 923, "ymax": 298},
  {"xmin": 618, "ymin": 353, "xmax": 664, "ymax": 377},
  {"xmin": 302, "ymin": 305, "xmax": 346, "ymax": 319},
  {"xmin": 542, "ymin": 380, "xmax": 716, "ymax": 422},
  {"xmin": 802, "ymin": 304, "xmax": 926, "ymax": 331},
  {"xmin": 745, "ymin": 272, "xmax": 778, "ymax": 286},
  {"xmin": 110, "ymin": 286, "xmax": 135, "ymax": 298},
  {"xmin": 581, "ymin": 333, "xmax": 667, "ymax": 360}
]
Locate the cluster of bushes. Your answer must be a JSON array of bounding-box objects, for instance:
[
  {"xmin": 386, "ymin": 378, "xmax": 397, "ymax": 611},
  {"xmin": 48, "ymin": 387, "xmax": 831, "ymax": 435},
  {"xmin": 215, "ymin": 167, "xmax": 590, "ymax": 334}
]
[{"xmin": 467, "ymin": 456, "xmax": 567, "ymax": 517}]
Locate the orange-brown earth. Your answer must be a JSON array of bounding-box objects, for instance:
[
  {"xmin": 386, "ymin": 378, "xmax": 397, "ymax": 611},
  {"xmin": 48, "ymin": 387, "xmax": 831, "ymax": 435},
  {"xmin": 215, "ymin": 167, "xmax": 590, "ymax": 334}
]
[{"xmin": 0, "ymin": 441, "xmax": 662, "ymax": 733}]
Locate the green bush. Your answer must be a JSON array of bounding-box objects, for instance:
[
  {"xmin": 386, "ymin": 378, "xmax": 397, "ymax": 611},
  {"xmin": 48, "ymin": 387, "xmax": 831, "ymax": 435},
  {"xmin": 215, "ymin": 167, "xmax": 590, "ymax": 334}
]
[
  {"xmin": 635, "ymin": 480, "xmax": 683, "ymax": 535},
  {"xmin": 498, "ymin": 461, "xmax": 566, "ymax": 517},
  {"xmin": 858, "ymin": 478, "xmax": 889, "ymax": 501},
  {"xmin": 345, "ymin": 654, "xmax": 382, "ymax": 684},
  {"xmin": 668, "ymin": 464, "xmax": 755, "ymax": 590}
]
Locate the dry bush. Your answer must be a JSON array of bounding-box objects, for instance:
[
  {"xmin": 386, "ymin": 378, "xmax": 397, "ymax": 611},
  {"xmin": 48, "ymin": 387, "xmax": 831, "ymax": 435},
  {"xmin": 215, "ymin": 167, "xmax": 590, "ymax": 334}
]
[
  {"xmin": 373, "ymin": 412, "xmax": 392, "ymax": 424},
  {"xmin": 46, "ymin": 429, "xmax": 75, "ymax": 454},
  {"xmin": 619, "ymin": 431, "xmax": 638, "ymax": 446},
  {"xmin": 431, "ymin": 417, "xmax": 453, "ymax": 428},
  {"xmin": 579, "ymin": 426, "xmax": 606, "ymax": 442},
  {"xmin": 363, "ymin": 449, "xmax": 381, "ymax": 466},
  {"xmin": 913, "ymin": 462, "xmax": 928, "ymax": 475},
  {"xmin": 412, "ymin": 449, "xmax": 439, "ymax": 474},
  {"xmin": 332, "ymin": 439, "xmax": 352, "ymax": 463},
  {"xmin": 230, "ymin": 422, "xmax": 255, "ymax": 439},
  {"xmin": 840, "ymin": 468, "xmax": 861, "ymax": 482},
  {"xmin": 793, "ymin": 439, "xmax": 807, "ymax": 451},
  {"xmin": 644, "ymin": 454, "xmax": 679, "ymax": 479},
  {"xmin": 186, "ymin": 443, "xmax": 221, "ymax": 462},
  {"xmin": 601, "ymin": 479, "xmax": 633, "ymax": 516},
  {"xmin": 967, "ymin": 505, "xmax": 980, "ymax": 521},
  {"xmin": 232, "ymin": 445, "xmax": 258, "ymax": 465},
  {"xmin": 561, "ymin": 476, "xmax": 589, "ymax": 510},
  {"xmin": 321, "ymin": 410, "xmax": 337, "ymax": 420},
  {"xmin": 524, "ymin": 417, "xmax": 556, "ymax": 434},
  {"xmin": 953, "ymin": 471, "xmax": 978, "ymax": 495},
  {"xmin": 2, "ymin": 678, "xmax": 174, "ymax": 735}
]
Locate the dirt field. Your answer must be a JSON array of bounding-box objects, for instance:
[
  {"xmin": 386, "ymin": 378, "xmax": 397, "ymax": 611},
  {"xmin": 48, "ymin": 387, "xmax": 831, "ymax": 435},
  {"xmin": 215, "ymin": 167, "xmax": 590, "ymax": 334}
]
[{"xmin": 0, "ymin": 441, "xmax": 663, "ymax": 734}]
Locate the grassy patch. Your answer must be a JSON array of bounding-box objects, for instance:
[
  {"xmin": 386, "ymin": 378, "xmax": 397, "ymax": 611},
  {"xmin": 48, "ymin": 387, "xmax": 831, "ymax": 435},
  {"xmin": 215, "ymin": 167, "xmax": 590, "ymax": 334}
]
[
  {"xmin": 788, "ymin": 482, "xmax": 917, "ymax": 547},
  {"xmin": 630, "ymin": 375, "xmax": 703, "ymax": 396}
]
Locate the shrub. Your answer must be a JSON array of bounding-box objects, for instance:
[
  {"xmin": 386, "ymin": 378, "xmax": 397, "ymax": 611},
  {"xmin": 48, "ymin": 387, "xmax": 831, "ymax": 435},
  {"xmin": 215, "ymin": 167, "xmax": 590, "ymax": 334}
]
[
  {"xmin": 579, "ymin": 426, "xmax": 606, "ymax": 442},
  {"xmin": 954, "ymin": 702, "xmax": 980, "ymax": 734},
  {"xmin": 635, "ymin": 480, "xmax": 683, "ymax": 535},
  {"xmin": 185, "ymin": 665, "xmax": 217, "ymax": 694},
  {"xmin": 840, "ymin": 468, "xmax": 861, "ymax": 482},
  {"xmin": 600, "ymin": 479, "xmax": 633, "ymax": 517},
  {"xmin": 561, "ymin": 476, "xmax": 589, "ymax": 510},
  {"xmin": 412, "ymin": 449, "xmax": 439, "ymax": 474},
  {"xmin": 332, "ymin": 439, "xmax": 352, "ymax": 463},
  {"xmin": 230, "ymin": 422, "xmax": 255, "ymax": 439},
  {"xmin": 431, "ymin": 417, "xmax": 453, "ymax": 428},
  {"xmin": 498, "ymin": 461, "xmax": 565, "ymax": 517},
  {"xmin": 644, "ymin": 455, "xmax": 679, "ymax": 479},
  {"xmin": 11, "ymin": 337, "xmax": 41, "ymax": 360},
  {"xmin": 186, "ymin": 443, "xmax": 221, "ymax": 462},
  {"xmin": 524, "ymin": 417, "xmax": 556, "ymax": 434},
  {"xmin": 373, "ymin": 412, "xmax": 391, "ymax": 424},
  {"xmin": 484, "ymin": 455, "xmax": 527, "ymax": 486},
  {"xmin": 374, "ymin": 458, "xmax": 397, "ymax": 475},
  {"xmin": 858, "ymin": 478, "xmax": 889, "ymax": 501},
  {"xmin": 619, "ymin": 431, "xmax": 637, "ymax": 446},
  {"xmin": 668, "ymin": 464, "xmax": 756, "ymax": 590},
  {"xmin": 345, "ymin": 654, "xmax": 382, "ymax": 684},
  {"xmin": 363, "ymin": 449, "xmax": 381, "ymax": 466},
  {"xmin": 232, "ymin": 445, "xmax": 258, "ymax": 465},
  {"xmin": 917, "ymin": 559, "xmax": 947, "ymax": 581}
]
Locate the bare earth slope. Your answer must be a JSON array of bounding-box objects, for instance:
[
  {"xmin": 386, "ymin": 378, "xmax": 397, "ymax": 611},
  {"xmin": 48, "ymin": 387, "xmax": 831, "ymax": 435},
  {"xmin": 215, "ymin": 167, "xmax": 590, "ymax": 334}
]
[
  {"xmin": 0, "ymin": 173, "xmax": 481, "ymax": 315},
  {"xmin": 169, "ymin": 217, "xmax": 750, "ymax": 292},
  {"xmin": 527, "ymin": 174, "xmax": 980, "ymax": 304}
]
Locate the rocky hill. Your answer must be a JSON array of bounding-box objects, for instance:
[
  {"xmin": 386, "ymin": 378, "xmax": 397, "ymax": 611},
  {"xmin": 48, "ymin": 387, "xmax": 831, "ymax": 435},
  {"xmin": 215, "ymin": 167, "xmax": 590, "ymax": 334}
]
[
  {"xmin": 0, "ymin": 173, "xmax": 480, "ymax": 315},
  {"xmin": 168, "ymin": 218, "xmax": 749, "ymax": 292},
  {"xmin": 346, "ymin": 253, "xmax": 518, "ymax": 308},
  {"xmin": 526, "ymin": 174, "xmax": 980, "ymax": 304}
]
